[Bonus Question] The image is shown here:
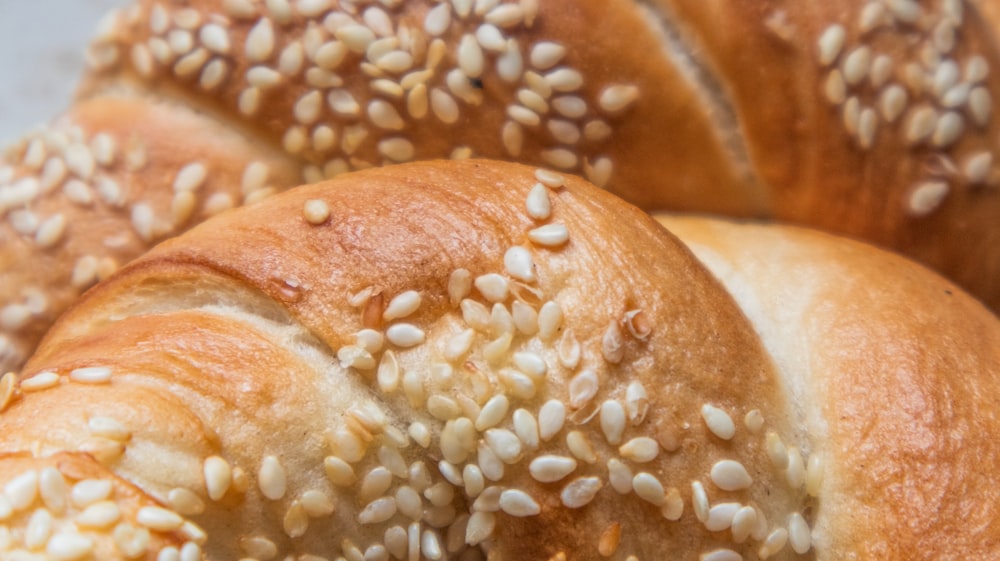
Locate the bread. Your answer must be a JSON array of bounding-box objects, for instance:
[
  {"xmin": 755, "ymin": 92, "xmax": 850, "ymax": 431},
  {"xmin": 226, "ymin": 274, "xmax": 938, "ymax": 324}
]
[
  {"xmin": 0, "ymin": 159, "xmax": 997, "ymax": 560},
  {"xmin": 5, "ymin": 0, "xmax": 1000, "ymax": 371}
]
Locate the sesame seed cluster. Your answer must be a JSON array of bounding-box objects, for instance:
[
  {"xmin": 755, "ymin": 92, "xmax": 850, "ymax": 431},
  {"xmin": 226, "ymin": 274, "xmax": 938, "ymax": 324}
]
[
  {"xmin": 85, "ymin": 0, "xmax": 636, "ymax": 184},
  {"xmin": 816, "ymin": 0, "xmax": 995, "ymax": 216},
  {"xmin": 0, "ymin": 162, "xmax": 821, "ymax": 560},
  {"xmin": 0, "ymin": 103, "xmax": 301, "ymax": 373},
  {"xmin": 0, "ymin": 0, "xmax": 651, "ymax": 375}
]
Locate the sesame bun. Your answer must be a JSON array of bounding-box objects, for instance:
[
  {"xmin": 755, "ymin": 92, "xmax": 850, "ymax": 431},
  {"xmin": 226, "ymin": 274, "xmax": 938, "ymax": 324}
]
[
  {"xmin": 1, "ymin": 160, "xmax": 998, "ymax": 560},
  {"xmin": 3, "ymin": 0, "xmax": 1000, "ymax": 363}
]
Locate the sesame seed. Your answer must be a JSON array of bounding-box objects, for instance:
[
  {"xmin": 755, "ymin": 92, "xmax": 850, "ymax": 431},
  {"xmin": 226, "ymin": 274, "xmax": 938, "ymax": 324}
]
[
  {"xmin": 238, "ymin": 87, "xmax": 262, "ymax": 115},
  {"xmin": 172, "ymin": 162, "xmax": 207, "ymax": 193},
  {"xmin": 750, "ymin": 428, "xmax": 779, "ymax": 468},
  {"xmin": 407, "ymin": 84, "xmax": 430, "ymax": 119},
  {"xmin": 70, "ymin": 479, "xmax": 111, "ymax": 508},
  {"xmin": 424, "ymin": 3, "xmax": 451, "ymax": 35},
  {"xmin": 842, "ymin": 46, "xmax": 871, "ymax": 85},
  {"xmin": 42, "ymin": 158, "xmax": 68, "ymax": 191},
  {"xmin": 502, "ymin": 246, "xmax": 536, "ymax": 282},
  {"xmin": 385, "ymin": 323, "xmax": 425, "ymax": 347},
  {"xmin": 932, "ymin": 111, "xmax": 964, "ymax": 147},
  {"xmin": 710, "ymin": 459, "xmax": 753, "ymax": 491},
  {"xmin": 691, "ymin": 481, "xmax": 709, "ymax": 522},
  {"xmin": 0, "ymin": 304, "xmax": 30, "ymax": 330},
  {"xmin": 88, "ymin": 416, "xmax": 130, "ymax": 442},
  {"xmin": 283, "ymin": 501, "xmax": 308, "ymax": 538},
  {"xmin": 485, "ymin": 2, "xmax": 524, "ymax": 26},
  {"xmin": 566, "ymin": 430, "xmax": 597, "ymax": 464},
  {"xmin": 968, "ymin": 86, "xmax": 991, "ymax": 127},
  {"xmin": 311, "ymin": 41, "xmax": 347, "ymax": 71},
  {"xmin": 376, "ymin": 50, "xmax": 415, "ymax": 74},
  {"xmin": 242, "ymin": 19, "xmax": 275, "ymax": 62},
  {"xmin": 700, "ymin": 549, "xmax": 742, "ymax": 561},
  {"xmin": 169, "ymin": 29, "xmax": 195, "ymax": 55},
  {"xmin": 965, "ymin": 55, "xmax": 989, "ymax": 83},
  {"xmin": 258, "ymin": 455, "xmax": 288, "ymax": 500},
  {"xmin": 758, "ymin": 528, "xmax": 789, "ymax": 559},
  {"xmin": 203, "ymin": 456, "xmax": 232, "ymax": 501},
  {"xmin": 69, "ymin": 366, "xmax": 112, "ymax": 384},
  {"xmin": 788, "ymin": 512, "xmax": 812, "ymax": 553},
  {"xmin": 273, "ymin": 42, "xmax": 303, "ymax": 75},
  {"xmin": 21, "ymin": 371, "xmax": 59, "ymax": 392},
  {"xmin": 701, "ymin": 403, "xmax": 736, "ymax": 440},
  {"xmin": 65, "ymin": 143, "xmax": 96, "ymax": 180},
  {"xmin": 823, "ymin": 70, "xmax": 846, "ymax": 105},
  {"xmin": 550, "ymin": 120, "xmax": 584, "ymax": 147},
  {"xmin": 502, "ymin": 121, "xmax": 524, "ymax": 156},
  {"xmin": 174, "ymin": 47, "xmax": 210, "ymax": 77},
  {"xmin": 632, "ymin": 472, "xmax": 665, "ymax": 505},
  {"xmin": 336, "ymin": 24, "xmax": 376, "ymax": 53},
  {"xmin": 743, "ymin": 409, "xmax": 764, "ymax": 432},
  {"xmin": 538, "ymin": 399, "xmax": 566, "ymax": 441},
  {"xmin": 77, "ymin": 500, "xmax": 122, "ymax": 528},
  {"xmin": 131, "ymin": 43, "xmax": 155, "ymax": 77},
  {"xmin": 199, "ymin": 23, "xmax": 231, "ymax": 55},
  {"xmin": 561, "ymin": 476, "xmax": 603, "ymax": 509},
  {"xmin": 524, "ymin": 42, "xmax": 566, "ymax": 72},
  {"xmin": 167, "ymin": 488, "xmax": 205, "ymax": 516},
  {"xmin": 430, "ymin": 89, "xmax": 460, "ymax": 124},
  {"xmin": 963, "ymin": 151, "xmax": 993, "ymax": 184},
  {"xmin": 907, "ymin": 180, "xmax": 949, "ymax": 217},
  {"xmin": 879, "ymin": 84, "xmax": 907, "ymax": 123},
  {"xmin": 496, "ymin": 39, "xmax": 524, "ymax": 82},
  {"xmin": 541, "ymin": 148, "xmax": 578, "ymax": 170},
  {"xmin": 302, "ymin": 198, "xmax": 331, "ymax": 225},
  {"xmin": 904, "ymin": 105, "xmax": 937, "ymax": 145},
  {"xmin": 568, "ymin": 369, "xmax": 599, "ymax": 409},
  {"xmin": 858, "ymin": 2, "xmax": 885, "ymax": 33},
  {"xmin": 320, "ymin": 456, "xmax": 356, "ymax": 487},
  {"xmin": 507, "ymin": 104, "xmax": 541, "ymax": 126},
  {"xmin": 933, "ymin": 60, "xmax": 960, "ymax": 98},
  {"xmin": 599, "ymin": 84, "xmax": 640, "ymax": 113},
  {"xmin": 299, "ymin": 0, "xmax": 332, "ymax": 17},
  {"xmin": 292, "ymin": 90, "xmax": 323, "ymax": 124},
  {"xmin": 498, "ymin": 489, "xmax": 540, "ymax": 517},
  {"xmin": 367, "ymin": 100, "xmax": 406, "ymax": 130},
  {"xmin": 246, "ymin": 66, "xmax": 283, "ymax": 89},
  {"xmin": 35, "ymin": 213, "xmax": 67, "ymax": 248},
  {"xmin": 199, "ymin": 57, "xmax": 228, "ymax": 89},
  {"xmin": 599, "ymin": 458, "xmax": 630, "ymax": 495},
  {"xmin": 704, "ymin": 502, "xmax": 741, "ymax": 532},
  {"xmin": 942, "ymin": 83, "xmax": 970, "ymax": 108},
  {"xmin": 786, "ymin": 446, "xmax": 806, "ymax": 489},
  {"xmin": 476, "ymin": 23, "xmax": 506, "ymax": 51},
  {"xmin": 817, "ymin": 24, "xmax": 845, "ymax": 66},
  {"xmin": 857, "ymin": 108, "xmax": 877, "ymax": 149},
  {"xmin": 545, "ymin": 67, "xmax": 584, "ymax": 93},
  {"xmin": 137, "ymin": 506, "xmax": 184, "ymax": 531},
  {"xmin": 359, "ymin": 497, "xmax": 398, "ymax": 524},
  {"xmin": 886, "ymin": 0, "xmax": 921, "ymax": 24},
  {"xmin": 731, "ymin": 505, "xmax": 757, "ymax": 543},
  {"xmin": 378, "ymin": 137, "xmax": 416, "ymax": 162},
  {"xmin": 46, "ymin": 533, "xmax": 94, "ymax": 561}
]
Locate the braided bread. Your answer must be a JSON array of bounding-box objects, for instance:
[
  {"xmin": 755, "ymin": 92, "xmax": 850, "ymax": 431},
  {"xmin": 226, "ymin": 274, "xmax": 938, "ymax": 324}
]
[
  {"xmin": 6, "ymin": 0, "xmax": 1000, "ymax": 372},
  {"xmin": 1, "ymin": 160, "xmax": 998, "ymax": 560}
]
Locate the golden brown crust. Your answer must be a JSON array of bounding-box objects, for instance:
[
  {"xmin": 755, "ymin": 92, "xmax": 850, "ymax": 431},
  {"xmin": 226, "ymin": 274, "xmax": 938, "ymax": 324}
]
[
  {"xmin": 3, "ymin": 160, "xmax": 1000, "ymax": 558},
  {"xmin": 0, "ymin": 91, "xmax": 301, "ymax": 372},
  {"xmin": 657, "ymin": 213, "xmax": 1000, "ymax": 560},
  {"xmin": 9, "ymin": 160, "xmax": 806, "ymax": 560},
  {"xmin": 654, "ymin": 0, "xmax": 1000, "ymax": 308}
]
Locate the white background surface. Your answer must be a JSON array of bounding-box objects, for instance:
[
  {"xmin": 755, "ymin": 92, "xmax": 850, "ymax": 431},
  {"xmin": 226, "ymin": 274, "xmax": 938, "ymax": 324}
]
[{"xmin": 0, "ymin": 0, "xmax": 128, "ymax": 145}]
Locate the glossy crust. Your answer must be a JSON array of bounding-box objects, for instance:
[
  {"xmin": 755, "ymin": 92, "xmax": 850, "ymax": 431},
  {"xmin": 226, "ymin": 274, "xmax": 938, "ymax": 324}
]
[
  {"xmin": 658, "ymin": 213, "xmax": 1000, "ymax": 559},
  {"xmin": 4, "ymin": 160, "xmax": 794, "ymax": 560},
  {"xmin": 0, "ymin": 160, "xmax": 997, "ymax": 559}
]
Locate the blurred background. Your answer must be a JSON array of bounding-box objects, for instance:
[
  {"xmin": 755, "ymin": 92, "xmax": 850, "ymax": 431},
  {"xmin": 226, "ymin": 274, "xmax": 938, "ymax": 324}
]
[{"xmin": 0, "ymin": 0, "xmax": 127, "ymax": 144}]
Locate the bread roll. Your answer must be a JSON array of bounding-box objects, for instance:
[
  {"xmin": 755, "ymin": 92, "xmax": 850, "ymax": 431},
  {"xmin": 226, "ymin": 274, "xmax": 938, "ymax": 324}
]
[{"xmin": 0, "ymin": 159, "xmax": 997, "ymax": 560}]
